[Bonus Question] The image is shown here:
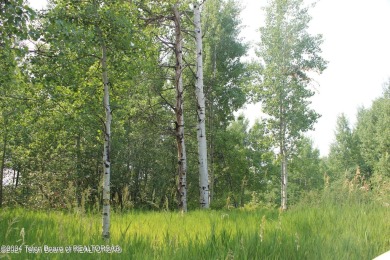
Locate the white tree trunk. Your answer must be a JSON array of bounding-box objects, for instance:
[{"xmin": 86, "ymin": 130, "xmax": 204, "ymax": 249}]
[
  {"xmin": 101, "ymin": 40, "xmax": 112, "ymax": 239},
  {"xmin": 194, "ymin": 2, "xmax": 209, "ymax": 209},
  {"xmin": 279, "ymin": 89, "xmax": 288, "ymax": 211},
  {"xmin": 174, "ymin": 5, "xmax": 187, "ymax": 213},
  {"xmin": 281, "ymin": 148, "xmax": 288, "ymax": 211}
]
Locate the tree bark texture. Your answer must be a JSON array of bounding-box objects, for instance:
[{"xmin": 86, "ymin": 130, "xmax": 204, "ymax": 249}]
[
  {"xmin": 174, "ymin": 5, "xmax": 187, "ymax": 213},
  {"xmin": 279, "ymin": 78, "xmax": 288, "ymax": 211},
  {"xmin": 101, "ymin": 39, "xmax": 112, "ymax": 240},
  {"xmin": 281, "ymin": 149, "xmax": 288, "ymax": 211},
  {"xmin": 194, "ymin": 3, "xmax": 209, "ymax": 209}
]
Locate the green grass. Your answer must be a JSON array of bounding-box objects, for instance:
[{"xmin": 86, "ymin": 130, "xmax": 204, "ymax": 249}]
[{"xmin": 0, "ymin": 204, "xmax": 389, "ymax": 259}]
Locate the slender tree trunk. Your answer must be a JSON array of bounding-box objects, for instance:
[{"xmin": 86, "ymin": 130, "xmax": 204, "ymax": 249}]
[
  {"xmin": 12, "ymin": 169, "xmax": 16, "ymax": 186},
  {"xmin": 15, "ymin": 168, "xmax": 19, "ymax": 189},
  {"xmin": 279, "ymin": 76, "xmax": 288, "ymax": 210},
  {"xmin": 208, "ymin": 45, "xmax": 217, "ymax": 203},
  {"xmin": 281, "ymin": 149, "xmax": 287, "ymax": 210},
  {"xmin": 76, "ymin": 132, "xmax": 82, "ymax": 204},
  {"xmin": 0, "ymin": 129, "xmax": 7, "ymax": 208},
  {"xmin": 0, "ymin": 116, "xmax": 8, "ymax": 208},
  {"xmin": 208, "ymin": 105, "xmax": 214, "ymax": 201},
  {"xmin": 194, "ymin": 3, "xmax": 209, "ymax": 209},
  {"xmin": 278, "ymin": 101, "xmax": 287, "ymax": 210},
  {"xmin": 101, "ymin": 38, "xmax": 112, "ymax": 240},
  {"xmin": 173, "ymin": 5, "xmax": 187, "ymax": 213},
  {"xmin": 280, "ymin": 123, "xmax": 288, "ymax": 210}
]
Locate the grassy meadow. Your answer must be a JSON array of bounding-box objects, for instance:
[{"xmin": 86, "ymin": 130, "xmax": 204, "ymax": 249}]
[{"xmin": 0, "ymin": 203, "xmax": 389, "ymax": 259}]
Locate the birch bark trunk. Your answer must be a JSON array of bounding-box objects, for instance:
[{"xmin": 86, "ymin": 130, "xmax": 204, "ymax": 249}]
[
  {"xmin": 279, "ymin": 79, "xmax": 287, "ymax": 211},
  {"xmin": 280, "ymin": 118, "xmax": 287, "ymax": 211},
  {"xmin": 281, "ymin": 150, "xmax": 288, "ymax": 211},
  {"xmin": 194, "ymin": 3, "xmax": 209, "ymax": 209},
  {"xmin": 173, "ymin": 5, "xmax": 187, "ymax": 213},
  {"xmin": 101, "ymin": 39, "xmax": 112, "ymax": 239},
  {"xmin": 279, "ymin": 26, "xmax": 288, "ymax": 211}
]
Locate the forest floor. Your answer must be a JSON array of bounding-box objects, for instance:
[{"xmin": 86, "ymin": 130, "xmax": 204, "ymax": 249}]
[{"xmin": 0, "ymin": 203, "xmax": 389, "ymax": 259}]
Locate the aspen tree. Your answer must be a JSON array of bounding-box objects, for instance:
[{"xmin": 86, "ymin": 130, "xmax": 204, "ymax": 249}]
[
  {"xmin": 258, "ymin": 0, "xmax": 327, "ymax": 210},
  {"xmin": 194, "ymin": 2, "xmax": 209, "ymax": 209},
  {"xmin": 173, "ymin": 4, "xmax": 188, "ymax": 212}
]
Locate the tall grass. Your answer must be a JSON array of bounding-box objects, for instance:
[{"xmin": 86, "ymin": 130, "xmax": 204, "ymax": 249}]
[{"xmin": 0, "ymin": 203, "xmax": 389, "ymax": 259}]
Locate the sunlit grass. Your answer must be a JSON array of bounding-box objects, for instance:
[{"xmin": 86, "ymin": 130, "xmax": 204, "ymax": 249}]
[{"xmin": 1, "ymin": 204, "xmax": 389, "ymax": 259}]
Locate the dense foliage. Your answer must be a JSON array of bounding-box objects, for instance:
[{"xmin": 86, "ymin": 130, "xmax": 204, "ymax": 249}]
[
  {"xmin": 325, "ymin": 83, "xmax": 390, "ymax": 205},
  {"xmin": 0, "ymin": 0, "xmax": 389, "ymax": 215}
]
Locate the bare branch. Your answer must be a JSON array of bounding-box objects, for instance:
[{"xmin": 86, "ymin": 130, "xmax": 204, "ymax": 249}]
[{"xmin": 158, "ymin": 92, "xmax": 176, "ymax": 112}]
